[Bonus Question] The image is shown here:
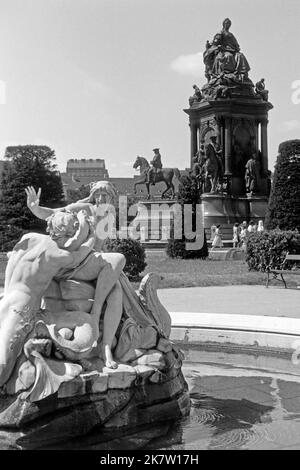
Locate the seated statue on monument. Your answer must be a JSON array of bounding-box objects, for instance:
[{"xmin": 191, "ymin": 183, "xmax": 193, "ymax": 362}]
[
  {"xmin": 0, "ymin": 182, "xmax": 189, "ymax": 448},
  {"xmin": 202, "ymin": 18, "xmax": 254, "ymax": 100},
  {"xmin": 255, "ymin": 78, "xmax": 269, "ymax": 101},
  {"xmin": 189, "ymin": 84, "xmax": 203, "ymax": 107}
]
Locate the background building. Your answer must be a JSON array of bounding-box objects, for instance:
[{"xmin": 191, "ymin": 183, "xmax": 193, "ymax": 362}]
[
  {"xmin": 61, "ymin": 158, "xmax": 108, "ymax": 184},
  {"xmin": 61, "ymin": 158, "xmax": 109, "ymax": 196}
]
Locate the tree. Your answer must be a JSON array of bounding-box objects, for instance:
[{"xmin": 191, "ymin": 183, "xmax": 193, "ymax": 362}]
[
  {"xmin": 265, "ymin": 140, "xmax": 300, "ymax": 231},
  {"xmin": 166, "ymin": 175, "xmax": 208, "ymax": 259},
  {"xmin": 0, "ymin": 145, "xmax": 65, "ymax": 250},
  {"xmin": 66, "ymin": 184, "xmax": 91, "ymax": 204}
]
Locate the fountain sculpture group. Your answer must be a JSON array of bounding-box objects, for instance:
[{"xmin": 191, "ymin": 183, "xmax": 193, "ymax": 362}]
[{"xmin": 0, "ymin": 182, "xmax": 190, "ymax": 449}]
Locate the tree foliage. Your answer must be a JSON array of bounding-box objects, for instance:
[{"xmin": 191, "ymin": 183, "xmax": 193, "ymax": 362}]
[
  {"xmin": 103, "ymin": 237, "xmax": 147, "ymax": 280},
  {"xmin": 0, "ymin": 145, "xmax": 65, "ymax": 250},
  {"xmin": 66, "ymin": 185, "xmax": 91, "ymax": 204},
  {"xmin": 166, "ymin": 175, "xmax": 208, "ymax": 259},
  {"xmin": 265, "ymin": 140, "xmax": 300, "ymax": 231},
  {"xmin": 246, "ymin": 229, "xmax": 300, "ymax": 271}
]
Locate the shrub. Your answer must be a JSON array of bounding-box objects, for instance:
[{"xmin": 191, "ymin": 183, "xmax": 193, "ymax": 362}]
[
  {"xmin": 265, "ymin": 140, "xmax": 300, "ymax": 231},
  {"xmin": 0, "ymin": 225, "xmax": 26, "ymax": 252},
  {"xmin": 246, "ymin": 229, "xmax": 300, "ymax": 271},
  {"xmin": 166, "ymin": 231, "xmax": 208, "ymax": 259},
  {"xmin": 103, "ymin": 237, "xmax": 147, "ymax": 280},
  {"xmin": 166, "ymin": 175, "xmax": 208, "ymax": 259}
]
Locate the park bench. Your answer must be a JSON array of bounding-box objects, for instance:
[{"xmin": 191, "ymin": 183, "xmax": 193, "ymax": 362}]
[{"xmin": 266, "ymin": 252, "xmax": 300, "ymax": 288}]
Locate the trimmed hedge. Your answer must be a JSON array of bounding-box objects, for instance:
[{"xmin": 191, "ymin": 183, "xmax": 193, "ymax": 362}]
[
  {"xmin": 246, "ymin": 229, "xmax": 300, "ymax": 271},
  {"xmin": 103, "ymin": 237, "xmax": 147, "ymax": 280}
]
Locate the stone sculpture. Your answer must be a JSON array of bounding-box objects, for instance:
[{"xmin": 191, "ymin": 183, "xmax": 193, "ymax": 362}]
[
  {"xmin": 255, "ymin": 78, "xmax": 269, "ymax": 101},
  {"xmin": 197, "ymin": 137, "xmax": 224, "ymax": 193},
  {"xmin": 245, "ymin": 154, "xmax": 259, "ymax": 195},
  {"xmin": 0, "ymin": 183, "xmax": 189, "ymax": 448},
  {"xmin": 201, "ymin": 18, "xmax": 254, "ymax": 101},
  {"xmin": 189, "ymin": 84, "xmax": 202, "ymax": 106},
  {"xmin": 191, "ymin": 149, "xmax": 205, "ymax": 192}
]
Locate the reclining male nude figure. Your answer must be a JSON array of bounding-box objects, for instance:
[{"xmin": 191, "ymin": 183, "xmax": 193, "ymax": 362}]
[{"xmin": 0, "ymin": 210, "xmax": 125, "ymax": 387}]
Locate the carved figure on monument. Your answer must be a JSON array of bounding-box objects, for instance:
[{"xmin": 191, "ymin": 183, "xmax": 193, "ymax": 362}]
[
  {"xmin": 198, "ymin": 136, "xmax": 224, "ymax": 193},
  {"xmin": 255, "ymin": 78, "xmax": 269, "ymax": 101},
  {"xmin": 133, "ymin": 155, "xmax": 182, "ymax": 199},
  {"xmin": 202, "ymin": 18, "xmax": 253, "ymax": 100},
  {"xmin": 245, "ymin": 153, "xmax": 259, "ymax": 195},
  {"xmin": 191, "ymin": 147, "xmax": 205, "ymax": 192},
  {"xmin": 210, "ymin": 135, "xmax": 224, "ymax": 172},
  {"xmin": 189, "ymin": 84, "xmax": 202, "ymax": 106}
]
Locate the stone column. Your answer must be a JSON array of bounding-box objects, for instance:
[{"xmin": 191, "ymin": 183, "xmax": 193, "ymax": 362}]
[
  {"xmin": 254, "ymin": 119, "xmax": 260, "ymax": 154},
  {"xmin": 190, "ymin": 122, "xmax": 198, "ymax": 168},
  {"xmin": 215, "ymin": 117, "xmax": 222, "ymax": 147},
  {"xmin": 260, "ymin": 118, "xmax": 269, "ymax": 175},
  {"xmin": 224, "ymin": 117, "xmax": 232, "ymax": 175}
]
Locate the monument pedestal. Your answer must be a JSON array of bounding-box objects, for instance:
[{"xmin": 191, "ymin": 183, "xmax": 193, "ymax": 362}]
[
  {"xmin": 201, "ymin": 193, "xmax": 249, "ymax": 225},
  {"xmin": 248, "ymin": 195, "xmax": 269, "ymax": 219},
  {"xmin": 133, "ymin": 200, "xmax": 181, "ymax": 245},
  {"xmin": 201, "ymin": 193, "xmax": 268, "ymax": 239}
]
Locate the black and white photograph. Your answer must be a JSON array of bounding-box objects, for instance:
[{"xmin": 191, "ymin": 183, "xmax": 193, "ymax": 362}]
[{"xmin": 0, "ymin": 0, "xmax": 299, "ymax": 454}]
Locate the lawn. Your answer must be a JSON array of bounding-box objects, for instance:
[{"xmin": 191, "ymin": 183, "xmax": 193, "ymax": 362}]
[{"xmin": 134, "ymin": 251, "xmax": 295, "ymax": 289}]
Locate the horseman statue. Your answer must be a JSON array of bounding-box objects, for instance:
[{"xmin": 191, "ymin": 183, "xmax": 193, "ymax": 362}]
[
  {"xmin": 133, "ymin": 150, "xmax": 181, "ymax": 200},
  {"xmin": 147, "ymin": 148, "xmax": 163, "ymax": 185}
]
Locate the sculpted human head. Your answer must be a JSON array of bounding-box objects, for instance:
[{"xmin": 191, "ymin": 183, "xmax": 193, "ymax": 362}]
[
  {"xmin": 88, "ymin": 180, "xmax": 118, "ymax": 206},
  {"xmin": 212, "ymin": 33, "xmax": 222, "ymax": 45},
  {"xmin": 222, "ymin": 18, "xmax": 232, "ymax": 31},
  {"xmin": 46, "ymin": 210, "xmax": 92, "ymax": 250},
  {"xmin": 46, "ymin": 210, "xmax": 79, "ymax": 247}
]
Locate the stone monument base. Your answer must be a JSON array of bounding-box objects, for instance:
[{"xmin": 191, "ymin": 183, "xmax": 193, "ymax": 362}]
[
  {"xmin": 133, "ymin": 200, "xmax": 180, "ymax": 244},
  {"xmin": 201, "ymin": 193, "xmax": 268, "ymax": 238},
  {"xmin": 0, "ymin": 348, "xmax": 190, "ymax": 449},
  {"xmin": 247, "ymin": 195, "xmax": 269, "ymax": 219}
]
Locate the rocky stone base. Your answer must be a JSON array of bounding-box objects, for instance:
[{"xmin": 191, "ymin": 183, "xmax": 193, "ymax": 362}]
[{"xmin": 0, "ymin": 349, "xmax": 190, "ymax": 449}]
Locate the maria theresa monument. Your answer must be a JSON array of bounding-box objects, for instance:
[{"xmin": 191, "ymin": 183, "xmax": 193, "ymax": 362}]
[{"xmin": 185, "ymin": 18, "xmax": 273, "ymax": 228}]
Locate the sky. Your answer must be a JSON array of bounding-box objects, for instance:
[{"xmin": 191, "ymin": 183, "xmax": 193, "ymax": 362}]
[{"xmin": 0, "ymin": 0, "xmax": 299, "ymax": 177}]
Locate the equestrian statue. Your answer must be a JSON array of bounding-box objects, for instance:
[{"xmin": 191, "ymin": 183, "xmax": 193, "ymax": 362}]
[{"xmin": 133, "ymin": 149, "xmax": 182, "ymax": 199}]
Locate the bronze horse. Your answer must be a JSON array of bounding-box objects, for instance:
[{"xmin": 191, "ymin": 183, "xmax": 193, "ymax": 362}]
[
  {"xmin": 133, "ymin": 156, "xmax": 182, "ymax": 199},
  {"xmin": 197, "ymin": 144, "xmax": 224, "ymax": 193}
]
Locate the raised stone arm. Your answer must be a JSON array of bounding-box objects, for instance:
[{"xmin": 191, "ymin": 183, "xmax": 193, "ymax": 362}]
[
  {"xmin": 25, "ymin": 187, "xmax": 95, "ymax": 221},
  {"xmin": 25, "ymin": 186, "xmax": 55, "ymax": 220}
]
